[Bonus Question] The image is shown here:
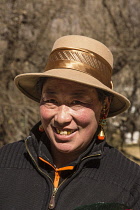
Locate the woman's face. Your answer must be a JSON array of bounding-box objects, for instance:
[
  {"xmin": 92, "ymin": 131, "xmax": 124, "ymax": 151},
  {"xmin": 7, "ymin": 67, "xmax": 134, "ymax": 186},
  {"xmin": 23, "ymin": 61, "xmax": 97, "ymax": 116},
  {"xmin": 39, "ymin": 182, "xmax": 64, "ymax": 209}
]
[{"xmin": 40, "ymin": 78, "xmax": 104, "ymax": 157}]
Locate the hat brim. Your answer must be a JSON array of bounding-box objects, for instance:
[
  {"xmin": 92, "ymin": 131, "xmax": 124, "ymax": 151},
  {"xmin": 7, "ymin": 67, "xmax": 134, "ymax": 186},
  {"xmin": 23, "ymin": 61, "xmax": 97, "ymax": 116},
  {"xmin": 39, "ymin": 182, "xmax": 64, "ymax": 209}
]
[{"xmin": 14, "ymin": 69, "xmax": 130, "ymax": 117}]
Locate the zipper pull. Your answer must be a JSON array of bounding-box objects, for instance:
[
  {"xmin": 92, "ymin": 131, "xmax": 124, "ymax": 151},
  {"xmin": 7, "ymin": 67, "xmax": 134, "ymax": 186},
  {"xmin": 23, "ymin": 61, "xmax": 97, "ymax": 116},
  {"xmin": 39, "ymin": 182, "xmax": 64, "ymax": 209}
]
[{"xmin": 49, "ymin": 188, "xmax": 58, "ymax": 209}]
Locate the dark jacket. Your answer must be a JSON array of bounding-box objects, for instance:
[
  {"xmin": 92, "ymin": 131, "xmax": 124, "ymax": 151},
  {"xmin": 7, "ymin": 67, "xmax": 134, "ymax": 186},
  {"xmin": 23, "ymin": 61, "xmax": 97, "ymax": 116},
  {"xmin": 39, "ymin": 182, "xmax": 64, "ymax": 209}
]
[{"xmin": 0, "ymin": 123, "xmax": 140, "ymax": 210}]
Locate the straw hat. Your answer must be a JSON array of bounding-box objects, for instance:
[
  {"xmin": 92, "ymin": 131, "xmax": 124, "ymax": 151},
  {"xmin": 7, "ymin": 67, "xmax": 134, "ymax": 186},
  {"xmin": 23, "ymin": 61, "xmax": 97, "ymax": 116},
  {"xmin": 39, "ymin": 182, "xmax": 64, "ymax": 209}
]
[{"xmin": 14, "ymin": 35, "xmax": 130, "ymax": 117}]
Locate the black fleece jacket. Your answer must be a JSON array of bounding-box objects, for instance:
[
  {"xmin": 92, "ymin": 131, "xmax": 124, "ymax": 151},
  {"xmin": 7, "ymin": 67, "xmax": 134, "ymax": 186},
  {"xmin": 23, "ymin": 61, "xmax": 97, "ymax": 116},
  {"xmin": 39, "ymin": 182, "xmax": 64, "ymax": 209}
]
[{"xmin": 0, "ymin": 123, "xmax": 140, "ymax": 210}]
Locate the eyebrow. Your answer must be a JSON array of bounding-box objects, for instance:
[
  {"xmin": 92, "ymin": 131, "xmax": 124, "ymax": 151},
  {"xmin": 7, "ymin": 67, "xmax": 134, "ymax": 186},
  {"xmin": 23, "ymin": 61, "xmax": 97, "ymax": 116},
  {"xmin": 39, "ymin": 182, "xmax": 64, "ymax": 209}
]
[{"xmin": 71, "ymin": 91, "xmax": 86, "ymax": 97}]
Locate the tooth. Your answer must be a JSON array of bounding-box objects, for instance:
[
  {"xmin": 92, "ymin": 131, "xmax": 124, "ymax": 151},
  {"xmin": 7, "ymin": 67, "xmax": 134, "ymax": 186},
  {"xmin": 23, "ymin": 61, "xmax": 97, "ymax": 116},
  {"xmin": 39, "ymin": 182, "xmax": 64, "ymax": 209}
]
[
  {"xmin": 67, "ymin": 131, "xmax": 71, "ymax": 135},
  {"xmin": 56, "ymin": 128, "xmax": 74, "ymax": 135},
  {"xmin": 56, "ymin": 128, "xmax": 60, "ymax": 134},
  {"xmin": 60, "ymin": 131, "xmax": 67, "ymax": 135},
  {"xmin": 64, "ymin": 131, "xmax": 67, "ymax": 135}
]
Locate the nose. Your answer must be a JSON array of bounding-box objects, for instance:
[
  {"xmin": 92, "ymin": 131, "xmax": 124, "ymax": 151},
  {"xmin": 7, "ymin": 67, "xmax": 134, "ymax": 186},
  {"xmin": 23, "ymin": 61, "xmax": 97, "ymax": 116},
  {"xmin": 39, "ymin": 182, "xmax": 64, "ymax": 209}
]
[{"xmin": 54, "ymin": 105, "xmax": 72, "ymax": 126}]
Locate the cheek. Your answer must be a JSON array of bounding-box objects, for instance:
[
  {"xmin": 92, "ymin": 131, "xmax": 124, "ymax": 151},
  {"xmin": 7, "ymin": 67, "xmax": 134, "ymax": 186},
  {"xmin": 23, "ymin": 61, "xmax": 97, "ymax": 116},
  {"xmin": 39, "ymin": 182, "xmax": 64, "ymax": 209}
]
[
  {"xmin": 40, "ymin": 106, "xmax": 53, "ymax": 122},
  {"xmin": 40, "ymin": 106, "xmax": 46, "ymax": 119},
  {"xmin": 76, "ymin": 109, "xmax": 98, "ymax": 127}
]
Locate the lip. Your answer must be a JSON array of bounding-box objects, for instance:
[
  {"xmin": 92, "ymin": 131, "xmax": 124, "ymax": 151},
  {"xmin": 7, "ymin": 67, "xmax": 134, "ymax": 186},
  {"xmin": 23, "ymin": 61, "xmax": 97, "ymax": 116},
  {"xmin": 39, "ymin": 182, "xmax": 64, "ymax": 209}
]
[{"xmin": 52, "ymin": 126, "xmax": 78, "ymax": 141}]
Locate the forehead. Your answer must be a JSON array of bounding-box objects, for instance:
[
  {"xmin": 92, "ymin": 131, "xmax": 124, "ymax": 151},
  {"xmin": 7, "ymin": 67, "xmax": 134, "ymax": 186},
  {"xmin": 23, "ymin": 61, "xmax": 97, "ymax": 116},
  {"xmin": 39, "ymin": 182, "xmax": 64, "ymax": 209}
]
[{"xmin": 42, "ymin": 78, "xmax": 97, "ymax": 96}]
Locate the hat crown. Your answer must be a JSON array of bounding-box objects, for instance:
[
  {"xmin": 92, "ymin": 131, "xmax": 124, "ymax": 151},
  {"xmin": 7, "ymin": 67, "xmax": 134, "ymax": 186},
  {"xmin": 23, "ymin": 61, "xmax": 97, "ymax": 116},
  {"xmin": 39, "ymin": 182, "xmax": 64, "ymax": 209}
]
[
  {"xmin": 14, "ymin": 35, "xmax": 130, "ymax": 117},
  {"xmin": 52, "ymin": 35, "xmax": 113, "ymax": 68}
]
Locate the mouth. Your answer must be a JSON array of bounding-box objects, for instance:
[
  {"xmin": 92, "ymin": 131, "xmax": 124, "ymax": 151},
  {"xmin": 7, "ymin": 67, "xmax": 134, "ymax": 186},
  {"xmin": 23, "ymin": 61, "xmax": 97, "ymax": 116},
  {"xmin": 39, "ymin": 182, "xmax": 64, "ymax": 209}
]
[{"xmin": 54, "ymin": 127, "xmax": 77, "ymax": 136}]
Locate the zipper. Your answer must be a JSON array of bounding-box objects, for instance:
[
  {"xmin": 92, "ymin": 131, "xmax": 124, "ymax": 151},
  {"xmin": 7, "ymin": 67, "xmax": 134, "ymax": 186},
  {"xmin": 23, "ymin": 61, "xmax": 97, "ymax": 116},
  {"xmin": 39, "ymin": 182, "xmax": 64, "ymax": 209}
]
[
  {"xmin": 81, "ymin": 153, "xmax": 101, "ymax": 161},
  {"xmin": 48, "ymin": 187, "xmax": 58, "ymax": 209},
  {"xmin": 48, "ymin": 172, "xmax": 74, "ymax": 209}
]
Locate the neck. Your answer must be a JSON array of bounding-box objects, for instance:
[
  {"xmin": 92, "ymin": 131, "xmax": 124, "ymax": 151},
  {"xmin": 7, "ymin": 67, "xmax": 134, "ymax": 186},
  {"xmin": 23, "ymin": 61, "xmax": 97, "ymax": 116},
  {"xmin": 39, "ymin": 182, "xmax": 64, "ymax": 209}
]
[
  {"xmin": 53, "ymin": 152, "xmax": 78, "ymax": 168},
  {"xmin": 51, "ymin": 147, "xmax": 81, "ymax": 168}
]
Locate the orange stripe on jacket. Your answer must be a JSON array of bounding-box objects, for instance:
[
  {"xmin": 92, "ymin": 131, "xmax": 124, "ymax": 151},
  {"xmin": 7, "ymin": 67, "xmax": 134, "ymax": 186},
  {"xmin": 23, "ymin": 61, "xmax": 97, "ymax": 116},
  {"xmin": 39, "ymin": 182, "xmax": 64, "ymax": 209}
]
[{"xmin": 39, "ymin": 157, "xmax": 74, "ymax": 188}]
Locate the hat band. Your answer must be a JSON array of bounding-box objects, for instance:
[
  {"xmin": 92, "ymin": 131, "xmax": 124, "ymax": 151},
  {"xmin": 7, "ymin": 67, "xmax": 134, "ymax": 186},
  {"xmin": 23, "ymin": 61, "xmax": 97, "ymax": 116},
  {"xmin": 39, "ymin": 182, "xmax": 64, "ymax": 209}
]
[{"xmin": 44, "ymin": 48, "xmax": 112, "ymax": 88}]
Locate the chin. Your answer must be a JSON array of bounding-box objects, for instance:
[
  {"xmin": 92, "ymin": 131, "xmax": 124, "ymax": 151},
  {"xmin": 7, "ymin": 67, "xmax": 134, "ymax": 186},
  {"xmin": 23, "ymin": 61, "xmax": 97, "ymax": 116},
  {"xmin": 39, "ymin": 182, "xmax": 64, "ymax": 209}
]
[{"xmin": 57, "ymin": 146, "xmax": 73, "ymax": 154}]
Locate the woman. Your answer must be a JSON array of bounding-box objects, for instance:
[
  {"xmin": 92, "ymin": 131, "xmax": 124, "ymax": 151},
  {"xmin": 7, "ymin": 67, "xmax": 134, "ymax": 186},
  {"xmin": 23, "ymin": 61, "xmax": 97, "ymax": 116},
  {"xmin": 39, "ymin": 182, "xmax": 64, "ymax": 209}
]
[{"xmin": 0, "ymin": 35, "xmax": 139, "ymax": 210}]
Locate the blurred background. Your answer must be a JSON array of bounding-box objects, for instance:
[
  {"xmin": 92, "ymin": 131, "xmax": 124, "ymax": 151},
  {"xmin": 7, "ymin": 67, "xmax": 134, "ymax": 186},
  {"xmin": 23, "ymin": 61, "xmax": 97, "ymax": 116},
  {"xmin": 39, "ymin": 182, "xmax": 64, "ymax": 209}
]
[{"xmin": 0, "ymin": 0, "xmax": 140, "ymax": 164}]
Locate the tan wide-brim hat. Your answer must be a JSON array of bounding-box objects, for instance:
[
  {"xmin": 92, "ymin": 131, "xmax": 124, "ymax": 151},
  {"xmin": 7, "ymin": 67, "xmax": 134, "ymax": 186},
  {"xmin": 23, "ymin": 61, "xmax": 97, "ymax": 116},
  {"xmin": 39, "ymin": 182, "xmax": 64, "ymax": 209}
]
[{"xmin": 14, "ymin": 35, "xmax": 130, "ymax": 117}]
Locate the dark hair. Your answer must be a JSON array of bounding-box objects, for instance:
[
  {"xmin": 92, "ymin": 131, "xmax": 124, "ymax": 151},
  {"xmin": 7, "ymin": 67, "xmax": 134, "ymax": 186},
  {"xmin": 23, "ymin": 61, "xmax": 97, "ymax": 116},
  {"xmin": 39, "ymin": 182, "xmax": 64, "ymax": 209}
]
[
  {"xmin": 96, "ymin": 88, "xmax": 113, "ymax": 103},
  {"xmin": 36, "ymin": 77, "xmax": 113, "ymax": 103},
  {"xmin": 36, "ymin": 77, "xmax": 47, "ymax": 95}
]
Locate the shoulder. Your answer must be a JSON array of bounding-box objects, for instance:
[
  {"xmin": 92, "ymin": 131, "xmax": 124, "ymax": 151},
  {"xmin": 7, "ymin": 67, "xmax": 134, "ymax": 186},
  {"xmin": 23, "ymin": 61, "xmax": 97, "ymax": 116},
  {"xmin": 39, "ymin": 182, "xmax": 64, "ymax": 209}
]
[
  {"xmin": 0, "ymin": 140, "xmax": 32, "ymax": 169},
  {"xmin": 0, "ymin": 140, "xmax": 25, "ymax": 156},
  {"xmin": 102, "ymin": 143, "xmax": 140, "ymax": 185},
  {"xmin": 103, "ymin": 143, "xmax": 140, "ymax": 171},
  {"xmin": 104, "ymin": 143, "xmax": 140, "ymax": 167}
]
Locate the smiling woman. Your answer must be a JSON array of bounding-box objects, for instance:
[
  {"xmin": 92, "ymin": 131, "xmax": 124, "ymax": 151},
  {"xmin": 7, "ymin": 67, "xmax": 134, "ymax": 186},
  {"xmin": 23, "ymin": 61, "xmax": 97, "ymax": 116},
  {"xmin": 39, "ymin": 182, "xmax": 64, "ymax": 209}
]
[
  {"xmin": 0, "ymin": 35, "xmax": 140, "ymax": 210},
  {"xmin": 39, "ymin": 78, "xmax": 107, "ymax": 167}
]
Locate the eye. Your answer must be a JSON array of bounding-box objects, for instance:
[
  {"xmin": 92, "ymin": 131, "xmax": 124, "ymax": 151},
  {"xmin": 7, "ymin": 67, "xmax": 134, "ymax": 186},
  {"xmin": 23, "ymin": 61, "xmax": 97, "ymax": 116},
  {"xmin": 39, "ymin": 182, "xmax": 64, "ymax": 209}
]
[
  {"xmin": 46, "ymin": 99, "xmax": 58, "ymax": 104},
  {"xmin": 42, "ymin": 98, "xmax": 58, "ymax": 105},
  {"xmin": 71, "ymin": 100, "xmax": 84, "ymax": 105}
]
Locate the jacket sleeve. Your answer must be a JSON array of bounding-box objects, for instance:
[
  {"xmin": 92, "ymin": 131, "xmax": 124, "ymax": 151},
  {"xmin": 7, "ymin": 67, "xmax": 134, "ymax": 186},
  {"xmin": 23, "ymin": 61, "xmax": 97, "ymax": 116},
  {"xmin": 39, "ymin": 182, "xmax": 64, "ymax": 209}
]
[{"xmin": 130, "ymin": 176, "xmax": 140, "ymax": 210}]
